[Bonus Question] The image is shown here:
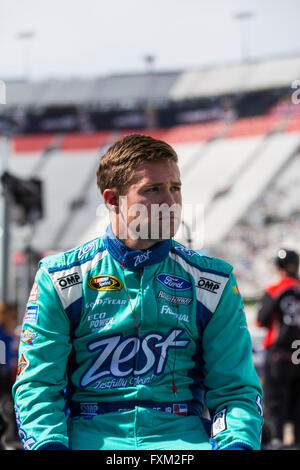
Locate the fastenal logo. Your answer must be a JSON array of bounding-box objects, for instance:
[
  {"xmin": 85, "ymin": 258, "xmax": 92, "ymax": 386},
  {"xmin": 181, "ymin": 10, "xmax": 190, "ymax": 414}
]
[{"xmin": 0, "ymin": 80, "xmax": 6, "ymax": 104}]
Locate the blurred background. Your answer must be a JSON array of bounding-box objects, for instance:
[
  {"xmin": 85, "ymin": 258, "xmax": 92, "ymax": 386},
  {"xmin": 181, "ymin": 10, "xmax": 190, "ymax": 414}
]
[{"xmin": 0, "ymin": 0, "xmax": 299, "ymax": 449}]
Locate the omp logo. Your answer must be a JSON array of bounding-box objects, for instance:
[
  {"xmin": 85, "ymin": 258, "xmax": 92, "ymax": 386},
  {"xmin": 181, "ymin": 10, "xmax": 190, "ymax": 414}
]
[
  {"xmin": 0, "ymin": 80, "xmax": 5, "ymax": 104},
  {"xmin": 57, "ymin": 272, "xmax": 82, "ymax": 290},
  {"xmin": 197, "ymin": 276, "xmax": 220, "ymax": 294},
  {"xmin": 88, "ymin": 275, "xmax": 123, "ymax": 291},
  {"xmin": 80, "ymin": 403, "xmax": 99, "ymax": 416},
  {"xmin": 80, "ymin": 328, "xmax": 190, "ymax": 387}
]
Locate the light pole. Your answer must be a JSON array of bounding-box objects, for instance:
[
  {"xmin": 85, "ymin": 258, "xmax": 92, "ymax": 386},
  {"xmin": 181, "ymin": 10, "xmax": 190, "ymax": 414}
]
[
  {"xmin": 144, "ymin": 54, "xmax": 156, "ymax": 74},
  {"xmin": 233, "ymin": 11, "xmax": 255, "ymax": 63},
  {"xmin": 0, "ymin": 135, "xmax": 10, "ymax": 304},
  {"xmin": 16, "ymin": 31, "xmax": 36, "ymax": 80},
  {"xmin": 143, "ymin": 54, "xmax": 157, "ymax": 128}
]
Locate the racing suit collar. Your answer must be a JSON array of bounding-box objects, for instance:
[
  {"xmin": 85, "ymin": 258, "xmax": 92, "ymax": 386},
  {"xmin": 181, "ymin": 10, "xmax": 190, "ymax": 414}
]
[{"xmin": 103, "ymin": 224, "xmax": 172, "ymax": 270}]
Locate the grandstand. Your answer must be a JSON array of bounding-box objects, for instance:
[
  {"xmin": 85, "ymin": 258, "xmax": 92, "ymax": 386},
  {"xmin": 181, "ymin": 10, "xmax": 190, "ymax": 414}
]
[{"xmin": 1, "ymin": 54, "xmax": 300, "ymax": 311}]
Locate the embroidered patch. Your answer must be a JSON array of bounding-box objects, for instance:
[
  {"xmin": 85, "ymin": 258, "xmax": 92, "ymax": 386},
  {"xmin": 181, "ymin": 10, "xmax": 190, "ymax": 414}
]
[
  {"xmin": 57, "ymin": 272, "xmax": 82, "ymax": 290},
  {"xmin": 88, "ymin": 275, "xmax": 123, "ymax": 291},
  {"xmin": 157, "ymin": 290, "xmax": 192, "ymax": 305},
  {"xmin": 197, "ymin": 276, "xmax": 221, "ymax": 294},
  {"xmin": 17, "ymin": 353, "xmax": 29, "ymax": 376},
  {"xmin": 21, "ymin": 329, "xmax": 37, "ymax": 345},
  {"xmin": 256, "ymin": 395, "xmax": 263, "ymax": 416},
  {"xmin": 212, "ymin": 408, "xmax": 227, "ymax": 437},
  {"xmin": 28, "ymin": 281, "xmax": 38, "ymax": 302},
  {"xmin": 24, "ymin": 305, "xmax": 39, "ymax": 324},
  {"xmin": 77, "ymin": 241, "xmax": 96, "ymax": 259},
  {"xmin": 156, "ymin": 273, "xmax": 192, "ymax": 291},
  {"xmin": 173, "ymin": 404, "xmax": 188, "ymax": 416}
]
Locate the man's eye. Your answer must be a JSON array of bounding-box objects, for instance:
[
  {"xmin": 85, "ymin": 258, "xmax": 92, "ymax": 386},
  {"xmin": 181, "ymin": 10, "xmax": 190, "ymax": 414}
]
[
  {"xmin": 172, "ymin": 186, "xmax": 181, "ymax": 191},
  {"xmin": 147, "ymin": 187, "xmax": 158, "ymax": 192}
]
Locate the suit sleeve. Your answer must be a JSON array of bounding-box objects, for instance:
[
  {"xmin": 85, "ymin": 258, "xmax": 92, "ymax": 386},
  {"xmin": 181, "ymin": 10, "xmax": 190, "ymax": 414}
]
[
  {"xmin": 202, "ymin": 272, "xmax": 263, "ymax": 450},
  {"xmin": 12, "ymin": 264, "xmax": 72, "ymax": 450}
]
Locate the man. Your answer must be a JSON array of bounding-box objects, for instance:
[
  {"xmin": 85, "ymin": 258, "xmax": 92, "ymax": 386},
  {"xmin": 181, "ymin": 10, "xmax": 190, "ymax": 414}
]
[
  {"xmin": 257, "ymin": 249, "xmax": 300, "ymax": 446},
  {"xmin": 13, "ymin": 134, "xmax": 263, "ymax": 450}
]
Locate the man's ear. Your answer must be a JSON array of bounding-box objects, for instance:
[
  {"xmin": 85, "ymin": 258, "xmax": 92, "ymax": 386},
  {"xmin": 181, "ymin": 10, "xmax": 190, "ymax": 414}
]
[{"xmin": 103, "ymin": 189, "xmax": 119, "ymax": 212}]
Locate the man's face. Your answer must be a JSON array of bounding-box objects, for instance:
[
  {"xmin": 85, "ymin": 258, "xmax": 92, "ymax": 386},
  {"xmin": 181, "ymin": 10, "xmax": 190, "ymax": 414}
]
[{"xmin": 119, "ymin": 159, "xmax": 182, "ymax": 242}]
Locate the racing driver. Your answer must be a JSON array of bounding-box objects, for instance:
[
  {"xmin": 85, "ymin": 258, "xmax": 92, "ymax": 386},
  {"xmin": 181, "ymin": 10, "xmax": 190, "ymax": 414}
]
[{"xmin": 12, "ymin": 133, "xmax": 263, "ymax": 450}]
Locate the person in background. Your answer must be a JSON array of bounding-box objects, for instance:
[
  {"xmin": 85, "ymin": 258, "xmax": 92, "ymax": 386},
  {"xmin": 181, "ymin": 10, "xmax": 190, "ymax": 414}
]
[
  {"xmin": 0, "ymin": 302, "xmax": 20, "ymax": 449},
  {"xmin": 257, "ymin": 249, "xmax": 300, "ymax": 448}
]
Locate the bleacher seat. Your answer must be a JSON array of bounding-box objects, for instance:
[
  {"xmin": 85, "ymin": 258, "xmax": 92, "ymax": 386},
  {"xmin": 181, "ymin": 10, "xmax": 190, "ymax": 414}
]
[
  {"xmin": 286, "ymin": 114, "xmax": 300, "ymax": 132},
  {"xmin": 203, "ymin": 132, "xmax": 300, "ymax": 248},
  {"xmin": 61, "ymin": 132, "xmax": 112, "ymax": 150},
  {"xmin": 163, "ymin": 121, "xmax": 224, "ymax": 144},
  {"xmin": 12, "ymin": 134, "xmax": 55, "ymax": 153}
]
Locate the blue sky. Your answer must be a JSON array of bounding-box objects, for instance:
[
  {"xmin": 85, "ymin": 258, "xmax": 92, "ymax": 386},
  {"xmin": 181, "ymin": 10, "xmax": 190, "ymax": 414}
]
[{"xmin": 0, "ymin": 0, "xmax": 300, "ymax": 80}]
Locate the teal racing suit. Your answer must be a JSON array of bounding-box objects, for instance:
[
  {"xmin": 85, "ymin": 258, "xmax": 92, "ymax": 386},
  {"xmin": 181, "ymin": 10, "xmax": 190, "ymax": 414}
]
[{"xmin": 12, "ymin": 225, "xmax": 263, "ymax": 450}]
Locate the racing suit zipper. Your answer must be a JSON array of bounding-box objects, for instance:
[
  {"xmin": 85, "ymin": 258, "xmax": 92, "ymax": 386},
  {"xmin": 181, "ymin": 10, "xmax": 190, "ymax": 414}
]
[{"xmin": 138, "ymin": 268, "xmax": 143, "ymax": 327}]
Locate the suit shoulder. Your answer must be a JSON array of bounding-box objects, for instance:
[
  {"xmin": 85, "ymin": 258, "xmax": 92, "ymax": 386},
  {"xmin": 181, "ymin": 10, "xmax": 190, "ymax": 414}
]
[
  {"xmin": 172, "ymin": 242, "xmax": 233, "ymax": 276},
  {"xmin": 39, "ymin": 237, "xmax": 105, "ymax": 272}
]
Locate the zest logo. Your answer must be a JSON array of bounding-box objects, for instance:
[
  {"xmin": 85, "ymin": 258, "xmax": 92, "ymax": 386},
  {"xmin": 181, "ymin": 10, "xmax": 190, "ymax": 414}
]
[
  {"xmin": 80, "ymin": 329, "xmax": 190, "ymax": 388},
  {"xmin": 133, "ymin": 249, "xmax": 152, "ymax": 267}
]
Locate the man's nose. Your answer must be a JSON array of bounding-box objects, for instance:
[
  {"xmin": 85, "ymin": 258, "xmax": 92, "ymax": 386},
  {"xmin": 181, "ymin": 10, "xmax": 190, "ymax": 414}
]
[{"xmin": 161, "ymin": 189, "xmax": 176, "ymax": 206}]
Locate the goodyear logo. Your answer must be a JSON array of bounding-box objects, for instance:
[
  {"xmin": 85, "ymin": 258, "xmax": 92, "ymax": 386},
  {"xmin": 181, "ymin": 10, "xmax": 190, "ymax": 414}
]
[{"xmin": 88, "ymin": 275, "xmax": 123, "ymax": 291}]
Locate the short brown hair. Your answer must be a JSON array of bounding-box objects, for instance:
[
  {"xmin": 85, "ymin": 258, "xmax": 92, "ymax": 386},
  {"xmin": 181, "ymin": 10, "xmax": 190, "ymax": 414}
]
[{"xmin": 97, "ymin": 133, "xmax": 178, "ymax": 194}]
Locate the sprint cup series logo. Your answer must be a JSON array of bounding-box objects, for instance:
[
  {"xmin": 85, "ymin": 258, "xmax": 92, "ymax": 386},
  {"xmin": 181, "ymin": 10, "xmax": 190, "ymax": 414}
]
[{"xmin": 88, "ymin": 275, "xmax": 123, "ymax": 291}]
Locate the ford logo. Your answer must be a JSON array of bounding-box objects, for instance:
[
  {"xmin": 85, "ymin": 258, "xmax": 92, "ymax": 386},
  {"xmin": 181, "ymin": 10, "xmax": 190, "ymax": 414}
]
[{"xmin": 156, "ymin": 273, "xmax": 191, "ymax": 291}]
